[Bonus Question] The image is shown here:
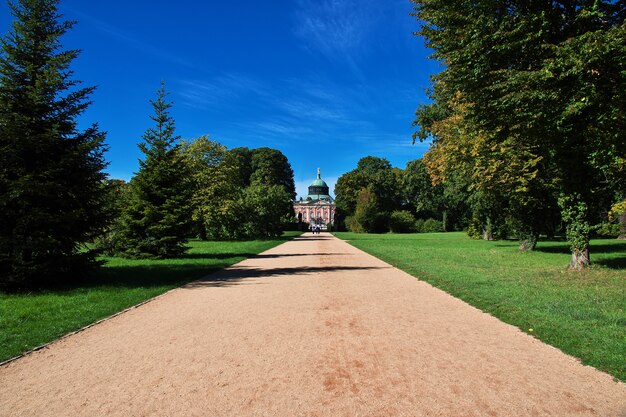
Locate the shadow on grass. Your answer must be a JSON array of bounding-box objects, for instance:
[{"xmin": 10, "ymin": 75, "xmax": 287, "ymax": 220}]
[
  {"xmin": 594, "ymin": 257, "xmax": 626, "ymax": 269},
  {"xmin": 533, "ymin": 243, "xmax": 626, "ymax": 254},
  {"xmin": 510, "ymin": 240, "xmax": 626, "ymax": 269},
  {"xmin": 87, "ymin": 262, "xmax": 230, "ymax": 289},
  {"xmin": 29, "ymin": 251, "xmax": 372, "ymax": 293}
]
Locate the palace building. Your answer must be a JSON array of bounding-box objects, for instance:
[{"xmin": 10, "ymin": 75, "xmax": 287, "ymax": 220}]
[{"xmin": 294, "ymin": 169, "xmax": 335, "ymax": 230}]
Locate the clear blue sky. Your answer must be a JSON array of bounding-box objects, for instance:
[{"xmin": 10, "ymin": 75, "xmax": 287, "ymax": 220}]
[{"xmin": 0, "ymin": 0, "xmax": 437, "ymax": 198}]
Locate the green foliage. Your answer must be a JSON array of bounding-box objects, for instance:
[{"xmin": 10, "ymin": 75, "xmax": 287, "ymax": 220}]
[
  {"xmin": 93, "ymin": 179, "xmax": 130, "ymax": 256},
  {"xmin": 185, "ymin": 145, "xmax": 295, "ymax": 240},
  {"xmin": 335, "ymin": 156, "xmax": 402, "ymax": 228},
  {"xmin": 414, "ymin": 218, "xmax": 425, "ymax": 233},
  {"xmin": 466, "ymin": 215, "xmax": 483, "ymax": 240},
  {"xmin": 595, "ymin": 222, "xmax": 620, "ymax": 237},
  {"xmin": 411, "ymin": 0, "xmax": 626, "ymax": 264},
  {"xmin": 250, "ymin": 147, "xmax": 296, "ymax": 199},
  {"xmin": 389, "ymin": 211, "xmax": 416, "ymax": 233},
  {"xmin": 115, "ymin": 83, "xmax": 192, "ymax": 259},
  {"xmin": 403, "ymin": 159, "xmax": 443, "ymax": 217},
  {"xmin": 228, "ymin": 147, "xmax": 253, "ymax": 188},
  {"xmin": 0, "ymin": 0, "xmax": 109, "ymax": 288},
  {"xmin": 336, "ymin": 232, "xmax": 626, "ymax": 382},
  {"xmin": 422, "ymin": 218, "xmax": 444, "ymax": 233},
  {"xmin": 558, "ymin": 194, "xmax": 591, "ymax": 255},
  {"xmin": 239, "ymin": 185, "xmax": 293, "ymax": 238},
  {"xmin": 179, "ymin": 136, "xmax": 239, "ymax": 240},
  {"xmin": 348, "ymin": 187, "xmax": 387, "ymax": 233}
]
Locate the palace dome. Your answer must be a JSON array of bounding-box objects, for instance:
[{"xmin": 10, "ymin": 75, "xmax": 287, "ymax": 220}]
[{"xmin": 306, "ymin": 168, "xmax": 332, "ymax": 201}]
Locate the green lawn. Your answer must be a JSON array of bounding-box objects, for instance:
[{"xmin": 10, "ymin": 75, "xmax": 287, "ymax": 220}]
[
  {"xmin": 335, "ymin": 232, "xmax": 626, "ymax": 382},
  {"xmin": 0, "ymin": 232, "xmax": 300, "ymax": 363}
]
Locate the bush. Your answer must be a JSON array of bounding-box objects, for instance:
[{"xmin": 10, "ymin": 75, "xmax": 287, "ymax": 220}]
[
  {"xmin": 346, "ymin": 216, "xmax": 363, "ymax": 233},
  {"xmin": 422, "ymin": 218, "xmax": 444, "ymax": 233},
  {"xmin": 414, "ymin": 219, "xmax": 425, "ymax": 233},
  {"xmin": 595, "ymin": 222, "xmax": 620, "ymax": 237},
  {"xmin": 347, "ymin": 188, "xmax": 388, "ymax": 233},
  {"xmin": 466, "ymin": 215, "xmax": 483, "ymax": 239},
  {"xmin": 389, "ymin": 211, "xmax": 416, "ymax": 233}
]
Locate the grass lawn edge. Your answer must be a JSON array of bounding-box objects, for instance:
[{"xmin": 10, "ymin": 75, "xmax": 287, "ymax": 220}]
[
  {"xmin": 0, "ymin": 284, "xmax": 178, "ymax": 367},
  {"xmin": 333, "ymin": 232, "xmax": 626, "ymax": 383},
  {"xmin": 0, "ymin": 232, "xmax": 302, "ymax": 367}
]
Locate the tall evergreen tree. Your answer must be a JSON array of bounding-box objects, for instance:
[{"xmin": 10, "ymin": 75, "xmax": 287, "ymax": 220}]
[
  {"xmin": 116, "ymin": 82, "xmax": 191, "ymax": 258},
  {"xmin": 0, "ymin": 0, "xmax": 109, "ymax": 288}
]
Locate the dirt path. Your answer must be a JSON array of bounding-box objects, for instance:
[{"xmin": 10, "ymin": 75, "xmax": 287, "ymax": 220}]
[{"xmin": 1, "ymin": 233, "xmax": 624, "ymax": 417}]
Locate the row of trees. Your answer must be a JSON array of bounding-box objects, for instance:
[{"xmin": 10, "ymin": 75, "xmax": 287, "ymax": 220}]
[
  {"xmin": 337, "ymin": 148, "xmax": 624, "ymax": 257},
  {"xmin": 104, "ymin": 85, "xmax": 295, "ymax": 259},
  {"xmin": 0, "ymin": 0, "xmax": 295, "ymax": 288},
  {"xmin": 334, "ymin": 156, "xmax": 469, "ymax": 233},
  {"xmin": 409, "ymin": 0, "xmax": 626, "ymax": 269}
]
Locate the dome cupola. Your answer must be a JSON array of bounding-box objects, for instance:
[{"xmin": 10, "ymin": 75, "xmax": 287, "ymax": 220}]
[{"xmin": 307, "ymin": 168, "xmax": 332, "ymax": 201}]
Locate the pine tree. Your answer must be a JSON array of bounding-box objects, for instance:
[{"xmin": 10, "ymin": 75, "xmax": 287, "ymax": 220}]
[
  {"xmin": 0, "ymin": 0, "xmax": 109, "ymax": 288},
  {"xmin": 116, "ymin": 82, "xmax": 192, "ymax": 258}
]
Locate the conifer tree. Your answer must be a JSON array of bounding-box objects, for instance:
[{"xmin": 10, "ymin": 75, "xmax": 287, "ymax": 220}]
[
  {"xmin": 0, "ymin": 0, "xmax": 109, "ymax": 288},
  {"xmin": 116, "ymin": 82, "xmax": 192, "ymax": 258}
]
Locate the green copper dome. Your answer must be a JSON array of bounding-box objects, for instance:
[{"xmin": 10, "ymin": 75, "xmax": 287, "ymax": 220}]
[
  {"xmin": 306, "ymin": 168, "xmax": 333, "ymax": 201},
  {"xmin": 310, "ymin": 177, "xmax": 328, "ymax": 187}
]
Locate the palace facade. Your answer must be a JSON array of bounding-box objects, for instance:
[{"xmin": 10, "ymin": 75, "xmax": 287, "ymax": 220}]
[{"xmin": 294, "ymin": 169, "xmax": 335, "ymax": 230}]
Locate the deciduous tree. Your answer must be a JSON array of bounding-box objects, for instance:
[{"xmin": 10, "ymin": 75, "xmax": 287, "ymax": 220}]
[{"xmin": 411, "ymin": 0, "xmax": 626, "ymax": 266}]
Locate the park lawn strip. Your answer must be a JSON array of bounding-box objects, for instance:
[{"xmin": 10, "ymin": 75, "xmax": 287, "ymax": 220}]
[
  {"xmin": 335, "ymin": 232, "xmax": 626, "ymax": 382},
  {"xmin": 0, "ymin": 232, "xmax": 301, "ymax": 363}
]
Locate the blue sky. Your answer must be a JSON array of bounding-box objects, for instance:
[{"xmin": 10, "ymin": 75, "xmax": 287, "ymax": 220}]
[{"xmin": 0, "ymin": 0, "xmax": 437, "ymax": 198}]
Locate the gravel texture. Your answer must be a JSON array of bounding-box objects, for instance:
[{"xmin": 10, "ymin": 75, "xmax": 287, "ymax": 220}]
[{"xmin": 1, "ymin": 233, "xmax": 624, "ymax": 416}]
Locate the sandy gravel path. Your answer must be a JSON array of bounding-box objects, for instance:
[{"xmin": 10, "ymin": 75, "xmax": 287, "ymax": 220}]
[{"xmin": 1, "ymin": 233, "xmax": 624, "ymax": 417}]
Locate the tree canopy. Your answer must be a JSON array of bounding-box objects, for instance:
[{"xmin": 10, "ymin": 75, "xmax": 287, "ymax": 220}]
[
  {"xmin": 411, "ymin": 0, "xmax": 626, "ymax": 267},
  {"xmin": 115, "ymin": 83, "xmax": 192, "ymax": 258},
  {"xmin": 0, "ymin": 0, "xmax": 109, "ymax": 287}
]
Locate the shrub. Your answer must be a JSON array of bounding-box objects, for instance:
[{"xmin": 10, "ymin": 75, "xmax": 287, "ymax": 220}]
[
  {"xmin": 414, "ymin": 219, "xmax": 425, "ymax": 233},
  {"xmin": 595, "ymin": 222, "xmax": 620, "ymax": 237},
  {"xmin": 389, "ymin": 211, "xmax": 416, "ymax": 233},
  {"xmin": 466, "ymin": 215, "xmax": 483, "ymax": 239},
  {"xmin": 422, "ymin": 218, "xmax": 444, "ymax": 233},
  {"xmin": 346, "ymin": 216, "xmax": 363, "ymax": 233}
]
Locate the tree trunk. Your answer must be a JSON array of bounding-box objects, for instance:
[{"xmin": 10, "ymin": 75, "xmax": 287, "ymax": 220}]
[
  {"xmin": 519, "ymin": 234, "xmax": 537, "ymax": 251},
  {"xmin": 442, "ymin": 210, "xmax": 448, "ymax": 232},
  {"xmin": 482, "ymin": 217, "xmax": 493, "ymax": 240},
  {"xmin": 618, "ymin": 213, "xmax": 626, "ymax": 240},
  {"xmin": 198, "ymin": 223, "xmax": 208, "ymax": 241},
  {"xmin": 569, "ymin": 247, "xmax": 590, "ymax": 270}
]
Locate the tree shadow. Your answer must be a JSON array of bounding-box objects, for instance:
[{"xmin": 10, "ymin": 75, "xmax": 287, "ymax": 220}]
[
  {"xmin": 184, "ymin": 265, "xmax": 389, "ymax": 288},
  {"xmin": 594, "ymin": 257, "xmax": 626, "ymax": 269},
  {"xmin": 179, "ymin": 252, "xmax": 257, "ymax": 260},
  {"xmin": 526, "ymin": 241, "xmax": 626, "ymax": 270},
  {"xmin": 83, "ymin": 262, "xmax": 231, "ymax": 290},
  {"xmin": 250, "ymin": 252, "xmax": 351, "ymax": 259},
  {"xmin": 533, "ymin": 242, "xmax": 626, "ymax": 255}
]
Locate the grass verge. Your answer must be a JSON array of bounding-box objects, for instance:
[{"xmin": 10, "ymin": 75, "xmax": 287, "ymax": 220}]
[
  {"xmin": 0, "ymin": 232, "xmax": 300, "ymax": 363},
  {"xmin": 335, "ymin": 232, "xmax": 626, "ymax": 382}
]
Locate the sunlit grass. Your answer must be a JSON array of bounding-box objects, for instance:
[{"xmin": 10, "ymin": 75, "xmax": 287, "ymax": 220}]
[
  {"xmin": 0, "ymin": 232, "xmax": 300, "ymax": 363},
  {"xmin": 335, "ymin": 232, "xmax": 626, "ymax": 382}
]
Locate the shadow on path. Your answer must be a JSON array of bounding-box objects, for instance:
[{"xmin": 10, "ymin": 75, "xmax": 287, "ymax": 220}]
[{"xmin": 186, "ymin": 265, "xmax": 389, "ymax": 288}]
